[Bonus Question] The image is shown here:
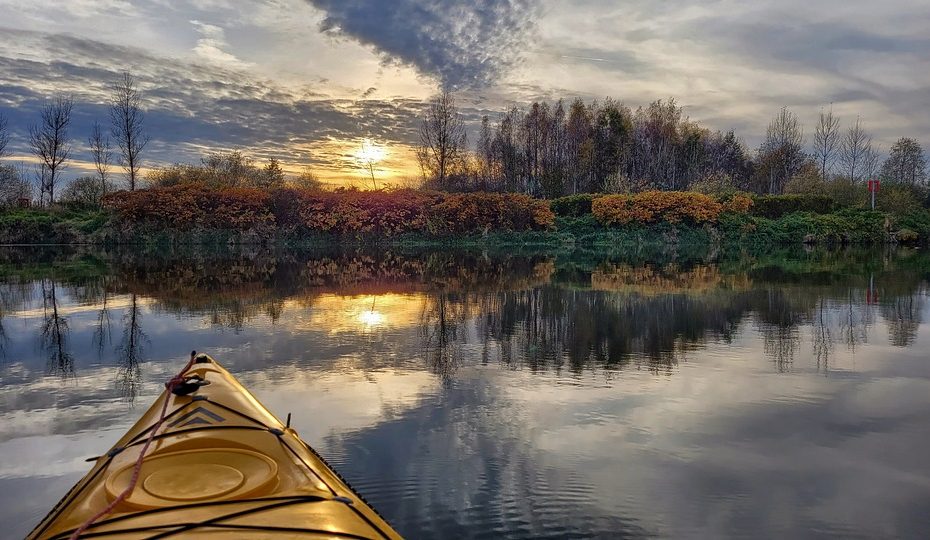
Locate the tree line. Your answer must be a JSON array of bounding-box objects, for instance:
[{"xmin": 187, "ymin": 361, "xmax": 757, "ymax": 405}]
[
  {"xmin": 417, "ymin": 90, "xmax": 928, "ymax": 198},
  {"xmin": 0, "ymin": 70, "xmax": 324, "ymax": 206},
  {"xmin": 2, "ymin": 81, "xmax": 928, "ymax": 206},
  {"xmin": 0, "ymin": 72, "xmax": 148, "ymax": 206}
]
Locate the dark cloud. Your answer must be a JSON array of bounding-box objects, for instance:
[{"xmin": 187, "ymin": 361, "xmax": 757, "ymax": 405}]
[
  {"xmin": 688, "ymin": 17, "xmax": 930, "ymax": 75},
  {"xmin": 306, "ymin": 0, "xmax": 540, "ymax": 89}
]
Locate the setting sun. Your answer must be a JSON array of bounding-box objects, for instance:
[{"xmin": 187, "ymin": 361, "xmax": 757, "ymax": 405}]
[
  {"xmin": 352, "ymin": 138, "xmax": 388, "ymax": 188},
  {"xmin": 354, "ymin": 138, "xmax": 387, "ymax": 165}
]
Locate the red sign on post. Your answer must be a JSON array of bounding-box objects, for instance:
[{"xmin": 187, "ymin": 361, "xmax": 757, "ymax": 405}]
[{"xmin": 867, "ymin": 179, "xmax": 880, "ymax": 193}]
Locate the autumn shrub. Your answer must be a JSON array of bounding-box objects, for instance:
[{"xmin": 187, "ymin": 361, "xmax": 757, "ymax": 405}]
[
  {"xmin": 104, "ymin": 186, "xmax": 554, "ymax": 236},
  {"xmin": 550, "ymin": 194, "xmax": 597, "ymax": 217},
  {"xmin": 750, "ymin": 194, "xmax": 834, "ymax": 218},
  {"xmin": 103, "ymin": 184, "xmax": 274, "ymax": 229},
  {"xmin": 428, "ymin": 192, "xmax": 554, "ymax": 234},
  {"xmin": 300, "ymin": 189, "xmax": 439, "ymax": 235},
  {"xmin": 722, "ymin": 193, "xmax": 753, "ymax": 214},
  {"xmin": 592, "ymin": 191, "xmax": 724, "ymax": 226}
]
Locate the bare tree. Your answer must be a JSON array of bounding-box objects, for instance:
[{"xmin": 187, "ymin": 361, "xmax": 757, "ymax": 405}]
[
  {"xmin": 476, "ymin": 115, "xmax": 495, "ymax": 191},
  {"xmin": 417, "ymin": 89, "xmax": 467, "ymax": 190},
  {"xmin": 758, "ymin": 107, "xmax": 805, "ymax": 194},
  {"xmin": 109, "ymin": 71, "xmax": 149, "ymax": 190},
  {"xmin": 840, "ymin": 116, "xmax": 871, "ymax": 182},
  {"xmin": 33, "ymin": 163, "xmax": 49, "ymax": 204},
  {"xmin": 29, "ymin": 95, "xmax": 73, "ymax": 204},
  {"xmin": 813, "ymin": 106, "xmax": 840, "ymax": 180},
  {"xmin": 864, "ymin": 143, "xmax": 881, "ymax": 183},
  {"xmin": 0, "ymin": 112, "xmax": 9, "ymax": 158},
  {"xmin": 0, "ymin": 164, "xmax": 32, "ymax": 206},
  {"xmin": 495, "ymin": 107, "xmax": 524, "ymax": 192},
  {"xmin": 565, "ymin": 99, "xmax": 592, "ymax": 194},
  {"xmin": 88, "ymin": 121, "xmax": 113, "ymax": 196}
]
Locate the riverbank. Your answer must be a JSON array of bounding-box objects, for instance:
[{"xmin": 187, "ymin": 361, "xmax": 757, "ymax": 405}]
[{"xmin": 2, "ymin": 187, "xmax": 929, "ymax": 248}]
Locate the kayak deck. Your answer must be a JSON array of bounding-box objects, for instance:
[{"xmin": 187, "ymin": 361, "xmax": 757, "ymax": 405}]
[{"xmin": 28, "ymin": 354, "xmax": 402, "ymax": 539}]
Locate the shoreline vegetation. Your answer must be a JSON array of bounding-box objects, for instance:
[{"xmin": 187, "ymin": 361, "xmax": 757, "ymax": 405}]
[
  {"xmin": 1, "ymin": 185, "xmax": 929, "ymax": 248},
  {"xmin": 2, "ymin": 87, "xmax": 928, "ymax": 249}
]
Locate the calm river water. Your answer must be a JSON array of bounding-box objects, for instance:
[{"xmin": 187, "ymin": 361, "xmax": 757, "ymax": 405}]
[{"xmin": 1, "ymin": 246, "xmax": 929, "ymax": 539}]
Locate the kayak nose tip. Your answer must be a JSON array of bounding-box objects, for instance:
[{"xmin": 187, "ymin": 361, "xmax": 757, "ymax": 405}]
[{"xmin": 193, "ymin": 352, "xmax": 214, "ymax": 364}]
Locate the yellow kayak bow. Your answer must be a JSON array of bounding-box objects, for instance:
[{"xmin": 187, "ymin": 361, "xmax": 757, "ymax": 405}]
[{"xmin": 28, "ymin": 353, "xmax": 403, "ymax": 539}]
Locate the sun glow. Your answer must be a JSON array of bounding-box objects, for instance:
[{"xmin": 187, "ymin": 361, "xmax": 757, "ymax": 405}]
[
  {"xmin": 351, "ymin": 138, "xmax": 389, "ymax": 189},
  {"xmin": 353, "ymin": 138, "xmax": 387, "ymax": 165},
  {"xmin": 357, "ymin": 309, "xmax": 386, "ymax": 327}
]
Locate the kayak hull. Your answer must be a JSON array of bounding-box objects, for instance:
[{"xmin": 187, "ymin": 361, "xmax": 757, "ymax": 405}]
[{"xmin": 28, "ymin": 354, "xmax": 402, "ymax": 539}]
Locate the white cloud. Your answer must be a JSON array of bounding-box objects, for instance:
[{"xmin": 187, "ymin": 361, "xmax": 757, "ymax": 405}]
[{"xmin": 190, "ymin": 19, "xmax": 250, "ymax": 68}]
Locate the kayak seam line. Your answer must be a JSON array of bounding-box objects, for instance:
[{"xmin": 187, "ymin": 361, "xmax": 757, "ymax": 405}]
[
  {"xmin": 276, "ymin": 433, "xmax": 340, "ymax": 497},
  {"xmin": 121, "ymin": 399, "xmax": 193, "ymax": 444},
  {"xmin": 62, "ymin": 523, "xmax": 377, "ymax": 540},
  {"xmin": 293, "ymin": 438, "xmax": 396, "ymax": 539},
  {"xmin": 116, "ymin": 425, "xmax": 274, "ymax": 451},
  {"xmin": 28, "ymin": 456, "xmax": 111, "ymax": 539},
  {"xmin": 142, "ymin": 497, "xmax": 350, "ymax": 539},
  {"xmin": 48, "ymin": 496, "xmax": 333, "ymax": 539}
]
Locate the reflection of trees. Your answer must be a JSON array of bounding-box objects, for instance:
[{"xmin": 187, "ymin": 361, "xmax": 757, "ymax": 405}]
[
  {"xmin": 760, "ymin": 324, "xmax": 799, "ymax": 372},
  {"xmin": 881, "ymin": 293, "xmax": 923, "ymax": 347},
  {"xmin": 93, "ymin": 283, "xmax": 113, "ymax": 358},
  {"xmin": 0, "ymin": 303, "xmax": 7, "ymax": 362},
  {"xmin": 811, "ymin": 298, "xmax": 833, "ymax": 372},
  {"xmin": 2, "ymin": 246, "xmax": 929, "ymax": 378},
  {"xmin": 115, "ymin": 294, "xmax": 147, "ymax": 401},
  {"xmin": 753, "ymin": 287, "xmax": 808, "ymax": 371},
  {"xmin": 474, "ymin": 287, "xmax": 752, "ymax": 373},
  {"xmin": 41, "ymin": 280, "xmax": 73, "ymax": 376},
  {"xmin": 419, "ymin": 292, "xmax": 467, "ymax": 380},
  {"xmin": 839, "ymin": 287, "xmax": 873, "ymax": 352},
  {"xmin": 0, "ymin": 280, "xmax": 35, "ymax": 362}
]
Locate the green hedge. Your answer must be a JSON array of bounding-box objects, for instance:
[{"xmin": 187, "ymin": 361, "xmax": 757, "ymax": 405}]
[
  {"xmin": 721, "ymin": 208, "xmax": 888, "ymax": 245},
  {"xmin": 549, "ymin": 194, "xmax": 597, "ymax": 217},
  {"xmin": 0, "ymin": 207, "xmax": 111, "ymax": 244},
  {"xmin": 750, "ymin": 194, "xmax": 835, "ymax": 219}
]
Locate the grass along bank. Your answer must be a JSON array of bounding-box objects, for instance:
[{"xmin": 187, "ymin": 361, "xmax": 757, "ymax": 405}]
[{"xmin": 1, "ymin": 187, "xmax": 928, "ymax": 247}]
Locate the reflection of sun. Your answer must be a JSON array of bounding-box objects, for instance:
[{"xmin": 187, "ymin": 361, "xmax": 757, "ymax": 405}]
[
  {"xmin": 357, "ymin": 309, "xmax": 385, "ymax": 327},
  {"xmin": 354, "ymin": 138, "xmax": 387, "ymax": 165}
]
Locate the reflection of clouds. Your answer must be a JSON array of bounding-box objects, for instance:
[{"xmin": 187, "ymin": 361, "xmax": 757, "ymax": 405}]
[
  {"xmin": 334, "ymin": 343, "xmax": 930, "ymax": 538},
  {"xmin": 0, "ymin": 432, "xmax": 127, "ymax": 479},
  {"xmin": 242, "ymin": 364, "xmax": 439, "ymax": 444},
  {"xmin": 13, "ymin": 294, "xmax": 149, "ymax": 318}
]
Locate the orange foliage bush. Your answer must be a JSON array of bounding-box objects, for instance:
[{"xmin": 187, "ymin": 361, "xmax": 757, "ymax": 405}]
[
  {"xmin": 104, "ymin": 186, "xmax": 554, "ymax": 235},
  {"xmin": 722, "ymin": 194, "xmax": 753, "ymax": 214},
  {"xmin": 429, "ymin": 192, "xmax": 554, "ymax": 234},
  {"xmin": 592, "ymin": 191, "xmax": 725, "ymax": 226},
  {"xmin": 102, "ymin": 184, "xmax": 274, "ymax": 229},
  {"xmin": 270, "ymin": 188, "xmax": 440, "ymax": 234}
]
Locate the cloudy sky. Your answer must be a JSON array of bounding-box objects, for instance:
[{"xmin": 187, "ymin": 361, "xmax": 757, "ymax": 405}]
[{"xmin": 0, "ymin": 0, "xmax": 928, "ymax": 185}]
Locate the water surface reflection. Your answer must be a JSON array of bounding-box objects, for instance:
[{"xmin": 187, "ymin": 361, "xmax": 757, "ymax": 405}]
[{"xmin": 0, "ymin": 246, "xmax": 928, "ymax": 538}]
